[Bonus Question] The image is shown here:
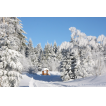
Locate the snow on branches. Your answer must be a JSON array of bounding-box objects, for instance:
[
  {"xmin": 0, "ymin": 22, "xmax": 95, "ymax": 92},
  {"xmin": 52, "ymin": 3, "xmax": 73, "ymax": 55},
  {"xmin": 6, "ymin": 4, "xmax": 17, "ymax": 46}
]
[
  {"xmin": 60, "ymin": 27, "xmax": 106, "ymax": 81},
  {"xmin": 0, "ymin": 17, "xmax": 27, "ymax": 87}
]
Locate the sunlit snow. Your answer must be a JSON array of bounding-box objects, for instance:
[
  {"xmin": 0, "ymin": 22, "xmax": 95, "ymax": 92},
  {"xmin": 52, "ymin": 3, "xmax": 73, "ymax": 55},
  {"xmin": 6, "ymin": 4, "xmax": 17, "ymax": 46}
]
[{"xmin": 19, "ymin": 71, "xmax": 106, "ymax": 87}]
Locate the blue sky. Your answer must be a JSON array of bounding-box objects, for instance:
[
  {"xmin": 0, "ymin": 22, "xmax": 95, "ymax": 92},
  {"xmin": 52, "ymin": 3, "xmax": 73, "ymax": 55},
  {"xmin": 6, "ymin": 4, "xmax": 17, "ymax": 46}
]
[{"xmin": 18, "ymin": 17, "xmax": 106, "ymax": 49}]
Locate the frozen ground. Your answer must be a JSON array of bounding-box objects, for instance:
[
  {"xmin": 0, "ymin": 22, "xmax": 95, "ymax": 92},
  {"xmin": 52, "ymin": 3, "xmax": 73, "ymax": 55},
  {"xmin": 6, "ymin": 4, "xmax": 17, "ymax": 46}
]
[{"xmin": 19, "ymin": 71, "xmax": 106, "ymax": 87}]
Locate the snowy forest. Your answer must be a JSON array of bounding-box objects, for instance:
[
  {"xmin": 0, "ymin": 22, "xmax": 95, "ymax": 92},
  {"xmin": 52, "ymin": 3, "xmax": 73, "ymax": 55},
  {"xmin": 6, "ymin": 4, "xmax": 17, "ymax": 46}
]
[{"xmin": 0, "ymin": 17, "xmax": 106, "ymax": 87}]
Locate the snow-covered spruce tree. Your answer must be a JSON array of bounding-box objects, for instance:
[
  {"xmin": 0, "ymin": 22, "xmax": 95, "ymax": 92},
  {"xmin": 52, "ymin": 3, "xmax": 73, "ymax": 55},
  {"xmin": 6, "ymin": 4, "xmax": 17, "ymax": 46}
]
[
  {"xmin": 41, "ymin": 42, "xmax": 52, "ymax": 69},
  {"xmin": 43, "ymin": 42, "xmax": 52, "ymax": 60},
  {"xmin": 34, "ymin": 43, "xmax": 43, "ymax": 71},
  {"xmin": 60, "ymin": 36, "xmax": 81, "ymax": 81},
  {"xmin": 60, "ymin": 48, "xmax": 79, "ymax": 81},
  {"xmin": 25, "ymin": 46, "xmax": 30, "ymax": 58},
  {"xmin": 41, "ymin": 42, "xmax": 61, "ymax": 71},
  {"xmin": 53, "ymin": 41, "xmax": 58, "ymax": 54},
  {"xmin": 47, "ymin": 50, "xmax": 61, "ymax": 72},
  {"xmin": 0, "ymin": 17, "xmax": 27, "ymax": 87},
  {"xmin": 51, "ymin": 46, "xmax": 62, "ymax": 71},
  {"xmin": 24, "ymin": 39, "xmax": 39, "ymax": 73},
  {"xmin": 36, "ymin": 43, "xmax": 42, "ymax": 55},
  {"xmin": 36, "ymin": 43, "xmax": 43, "ymax": 63},
  {"xmin": 34, "ymin": 47, "xmax": 39, "ymax": 65},
  {"xmin": 24, "ymin": 43, "xmax": 43, "ymax": 73},
  {"xmin": 25, "ymin": 39, "xmax": 35, "ymax": 64},
  {"xmin": 51, "ymin": 42, "xmax": 62, "ymax": 61},
  {"xmin": 27, "ymin": 39, "xmax": 37, "ymax": 65},
  {"xmin": 25, "ymin": 39, "xmax": 33, "ymax": 58}
]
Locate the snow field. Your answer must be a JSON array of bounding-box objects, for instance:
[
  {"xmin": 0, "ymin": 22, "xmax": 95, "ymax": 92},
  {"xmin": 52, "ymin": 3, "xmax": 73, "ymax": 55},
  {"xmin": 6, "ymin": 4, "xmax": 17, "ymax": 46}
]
[{"xmin": 19, "ymin": 71, "xmax": 106, "ymax": 87}]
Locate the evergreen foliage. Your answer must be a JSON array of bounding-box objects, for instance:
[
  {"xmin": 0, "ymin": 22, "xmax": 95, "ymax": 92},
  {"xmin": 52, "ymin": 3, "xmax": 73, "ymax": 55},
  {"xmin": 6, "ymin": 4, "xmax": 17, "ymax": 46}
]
[
  {"xmin": 60, "ymin": 27, "xmax": 106, "ymax": 81},
  {"xmin": 0, "ymin": 17, "xmax": 27, "ymax": 87}
]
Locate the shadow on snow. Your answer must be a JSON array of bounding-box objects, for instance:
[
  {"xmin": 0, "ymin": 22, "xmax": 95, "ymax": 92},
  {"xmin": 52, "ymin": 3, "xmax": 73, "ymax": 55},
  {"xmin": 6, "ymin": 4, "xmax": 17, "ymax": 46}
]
[{"xmin": 24, "ymin": 72, "xmax": 62, "ymax": 82}]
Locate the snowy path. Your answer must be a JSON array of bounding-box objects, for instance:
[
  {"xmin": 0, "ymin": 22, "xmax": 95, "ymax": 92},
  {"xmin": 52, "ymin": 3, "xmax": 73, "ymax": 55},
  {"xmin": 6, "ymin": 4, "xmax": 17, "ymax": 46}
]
[
  {"xmin": 33, "ymin": 80, "xmax": 58, "ymax": 87},
  {"xmin": 19, "ymin": 72, "xmax": 62, "ymax": 87},
  {"xmin": 19, "ymin": 74, "xmax": 31, "ymax": 87},
  {"xmin": 19, "ymin": 72, "xmax": 106, "ymax": 87}
]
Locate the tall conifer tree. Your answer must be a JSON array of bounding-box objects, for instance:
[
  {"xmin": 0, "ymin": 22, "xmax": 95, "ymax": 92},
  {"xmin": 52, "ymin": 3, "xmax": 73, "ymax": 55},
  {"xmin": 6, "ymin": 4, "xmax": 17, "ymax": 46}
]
[{"xmin": 0, "ymin": 17, "xmax": 27, "ymax": 87}]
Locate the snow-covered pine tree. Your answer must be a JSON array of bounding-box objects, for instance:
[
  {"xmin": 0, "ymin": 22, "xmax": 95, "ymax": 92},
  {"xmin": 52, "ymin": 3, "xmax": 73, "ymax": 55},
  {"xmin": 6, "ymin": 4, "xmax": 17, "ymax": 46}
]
[{"xmin": 0, "ymin": 17, "xmax": 27, "ymax": 87}]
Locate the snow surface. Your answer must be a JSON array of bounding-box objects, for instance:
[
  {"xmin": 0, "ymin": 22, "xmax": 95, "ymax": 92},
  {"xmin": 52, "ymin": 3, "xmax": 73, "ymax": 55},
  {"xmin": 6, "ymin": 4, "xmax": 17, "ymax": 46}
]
[
  {"xmin": 42, "ymin": 68, "xmax": 49, "ymax": 71},
  {"xmin": 19, "ymin": 71, "xmax": 106, "ymax": 87}
]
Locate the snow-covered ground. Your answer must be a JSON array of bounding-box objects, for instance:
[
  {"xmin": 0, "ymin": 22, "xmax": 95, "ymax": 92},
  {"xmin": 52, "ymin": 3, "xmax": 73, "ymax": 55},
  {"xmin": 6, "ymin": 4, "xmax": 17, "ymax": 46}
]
[{"xmin": 19, "ymin": 71, "xmax": 106, "ymax": 87}]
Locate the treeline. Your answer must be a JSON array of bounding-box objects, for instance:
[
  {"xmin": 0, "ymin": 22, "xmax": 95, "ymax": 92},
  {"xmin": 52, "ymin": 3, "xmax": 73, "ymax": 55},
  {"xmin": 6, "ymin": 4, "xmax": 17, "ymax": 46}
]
[{"xmin": 22, "ymin": 40, "xmax": 62, "ymax": 73}]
